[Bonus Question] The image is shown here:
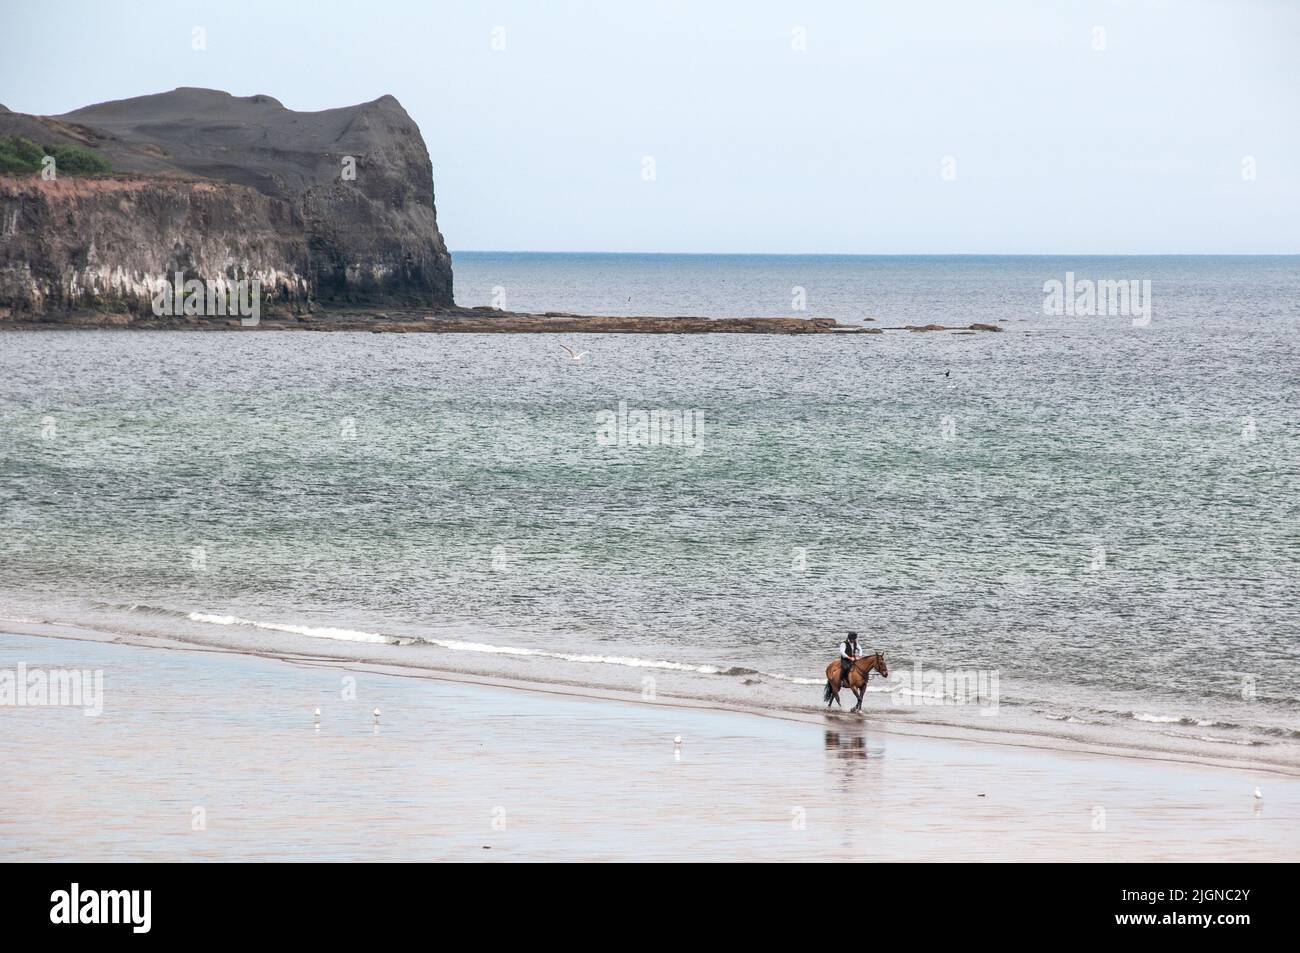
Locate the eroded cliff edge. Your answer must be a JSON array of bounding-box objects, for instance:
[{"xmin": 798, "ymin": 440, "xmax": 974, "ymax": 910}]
[{"xmin": 0, "ymin": 88, "xmax": 453, "ymax": 316}]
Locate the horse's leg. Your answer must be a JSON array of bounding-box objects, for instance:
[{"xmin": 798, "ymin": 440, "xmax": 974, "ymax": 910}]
[
  {"xmin": 851, "ymin": 674, "xmax": 865, "ymax": 713},
  {"xmin": 825, "ymin": 666, "xmax": 842, "ymax": 709}
]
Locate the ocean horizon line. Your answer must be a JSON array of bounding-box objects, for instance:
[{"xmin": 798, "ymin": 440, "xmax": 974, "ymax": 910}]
[{"xmin": 450, "ymin": 249, "xmax": 1300, "ymax": 259}]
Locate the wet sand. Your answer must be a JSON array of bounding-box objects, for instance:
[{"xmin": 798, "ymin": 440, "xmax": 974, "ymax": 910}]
[{"xmin": 1, "ymin": 631, "xmax": 1294, "ymax": 862}]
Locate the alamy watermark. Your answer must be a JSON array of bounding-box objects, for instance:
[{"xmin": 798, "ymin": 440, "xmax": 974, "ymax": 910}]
[
  {"xmin": 887, "ymin": 661, "xmax": 999, "ymax": 715},
  {"xmin": 0, "ymin": 663, "xmax": 103, "ymax": 716},
  {"xmin": 1043, "ymin": 271, "xmax": 1152, "ymax": 327},
  {"xmin": 596, "ymin": 400, "xmax": 705, "ymax": 455},
  {"xmin": 151, "ymin": 273, "xmax": 262, "ymax": 326},
  {"xmin": 50, "ymin": 884, "xmax": 150, "ymax": 933}
]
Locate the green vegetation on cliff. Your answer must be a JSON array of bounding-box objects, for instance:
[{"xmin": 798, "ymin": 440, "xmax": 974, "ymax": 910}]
[{"xmin": 0, "ymin": 136, "xmax": 111, "ymax": 175}]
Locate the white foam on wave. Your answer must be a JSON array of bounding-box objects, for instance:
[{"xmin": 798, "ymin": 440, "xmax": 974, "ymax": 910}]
[
  {"xmin": 188, "ymin": 612, "xmax": 394, "ymax": 645},
  {"xmin": 1159, "ymin": 728, "xmax": 1259, "ymax": 747},
  {"xmin": 186, "ymin": 611, "xmax": 728, "ymax": 673},
  {"xmin": 425, "ymin": 636, "xmax": 726, "ymax": 673},
  {"xmin": 1131, "ymin": 712, "xmax": 1182, "ymax": 723},
  {"xmin": 764, "ymin": 672, "xmax": 826, "ymax": 685}
]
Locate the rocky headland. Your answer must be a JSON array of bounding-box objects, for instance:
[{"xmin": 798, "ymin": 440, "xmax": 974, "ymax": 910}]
[{"xmin": 0, "ymin": 87, "xmax": 450, "ymax": 318}]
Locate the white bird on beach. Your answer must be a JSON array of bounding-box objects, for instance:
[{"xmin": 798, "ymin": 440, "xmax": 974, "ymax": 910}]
[
  {"xmin": 559, "ymin": 344, "xmax": 589, "ymax": 362},
  {"xmin": 674, "ymin": 735, "xmax": 682, "ymax": 746},
  {"xmin": 373, "ymin": 707, "xmax": 381, "ymax": 722},
  {"xmin": 1254, "ymin": 786, "xmax": 1263, "ymax": 800}
]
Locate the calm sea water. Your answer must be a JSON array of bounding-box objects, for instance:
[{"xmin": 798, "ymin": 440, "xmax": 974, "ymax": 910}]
[{"xmin": 2, "ymin": 254, "xmax": 1297, "ymax": 767}]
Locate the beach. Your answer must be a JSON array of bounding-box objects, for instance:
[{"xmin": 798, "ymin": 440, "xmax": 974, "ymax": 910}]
[{"xmin": 2, "ymin": 628, "xmax": 1293, "ymax": 863}]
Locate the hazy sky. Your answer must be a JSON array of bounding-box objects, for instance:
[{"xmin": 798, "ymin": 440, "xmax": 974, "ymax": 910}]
[{"xmin": 3, "ymin": 0, "xmax": 1297, "ymax": 253}]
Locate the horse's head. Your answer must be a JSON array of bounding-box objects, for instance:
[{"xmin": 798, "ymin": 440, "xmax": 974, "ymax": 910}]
[{"xmin": 873, "ymin": 651, "xmax": 889, "ymax": 679}]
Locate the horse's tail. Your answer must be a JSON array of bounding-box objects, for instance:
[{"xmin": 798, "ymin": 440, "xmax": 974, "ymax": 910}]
[{"xmin": 823, "ymin": 679, "xmax": 836, "ymax": 704}]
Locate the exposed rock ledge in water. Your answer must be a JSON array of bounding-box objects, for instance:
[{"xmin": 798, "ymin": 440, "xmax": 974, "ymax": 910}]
[
  {"xmin": 0, "ymin": 307, "xmax": 856, "ymax": 334},
  {"xmin": 0, "ymin": 88, "xmax": 452, "ymax": 315},
  {"xmin": 0, "ymin": 307, "xmax": 1007, "ymax": 335},
  {"xmin": 896, "ymin": 322, "xmax": 1003, "ymax": 332}
]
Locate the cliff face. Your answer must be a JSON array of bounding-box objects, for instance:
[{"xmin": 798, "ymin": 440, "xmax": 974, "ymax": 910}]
[
  {"xmin": 1, "ymin": 177, "xmax": 315, "ymax": 314},
  {"xmin": 0, "ymin": 88, "xmax": 452, "ymax": 316}
]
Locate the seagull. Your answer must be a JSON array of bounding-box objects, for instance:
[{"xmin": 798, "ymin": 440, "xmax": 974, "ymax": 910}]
[
  {"xmin": 674, "ymin": 735, "xmax": 682, "ymax": 746},
  {"xmin": 1254, "ymin": 786, "xmax": 1263, "ymax": 800},
  {"xmin": 373, "ymin": 707, "xmax": 381, "ymax": 722},
  {"xmin": 559, "ymin": 344, "xmax": 589, "ymax": 362}
]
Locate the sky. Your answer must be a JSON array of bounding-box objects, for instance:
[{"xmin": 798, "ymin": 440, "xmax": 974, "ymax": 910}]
[{"xmin": 2, "ymin": 0, "xmax": 1297, "ymax": 254}]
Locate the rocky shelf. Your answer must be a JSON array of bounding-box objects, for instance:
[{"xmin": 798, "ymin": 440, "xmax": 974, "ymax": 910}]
[{"xmin": 0, "ymin": 306, "xmax": 1006, "ymax": 335}]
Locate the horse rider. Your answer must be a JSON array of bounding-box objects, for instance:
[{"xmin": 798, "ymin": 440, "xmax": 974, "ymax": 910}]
[{"xmin": 839, "ymin": 631, "xmax": 861, "ymax": 688}]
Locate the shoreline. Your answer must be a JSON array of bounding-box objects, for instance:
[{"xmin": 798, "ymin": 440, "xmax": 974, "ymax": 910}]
[
  {"xmin": 6, "ymin": 618, "xmax": 1297, "ymax": 781},
  {"xmin": 2, "ymin": 627, "xmax": 1292, "ymax": 861}
]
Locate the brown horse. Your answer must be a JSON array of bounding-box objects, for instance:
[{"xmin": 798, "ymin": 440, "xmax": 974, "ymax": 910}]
[{"xmin": 823, "ymin": 652, "xmax": 889, "ymax": 713}]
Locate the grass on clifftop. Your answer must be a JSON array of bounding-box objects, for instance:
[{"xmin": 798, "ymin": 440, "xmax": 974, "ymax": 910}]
[{"xmin": 0, "ymin": 136, "xmax": 111, "ymax": 175}]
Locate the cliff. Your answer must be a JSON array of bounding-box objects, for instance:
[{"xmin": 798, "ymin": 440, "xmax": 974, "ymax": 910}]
[{"xmin": 0, "ymin": 88, "xmax": 453, "ymax": 316}]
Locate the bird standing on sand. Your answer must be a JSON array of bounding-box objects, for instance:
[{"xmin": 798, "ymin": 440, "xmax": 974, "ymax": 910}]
[
  {"xmin": 1254, "ymin": 786, "xmax": 1263, "ymax": 800},
  {"xmin": 559, "ymin": 344, "xmax": 589, "ymax": 362}
]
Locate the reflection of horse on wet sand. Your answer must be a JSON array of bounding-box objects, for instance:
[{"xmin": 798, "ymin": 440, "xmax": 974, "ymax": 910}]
[
  {"xmin": 822, "ymin": 652, "xmax": 888, "ymax": 713},
  {"xmin": 824, "ymin": 731, "xmax": 869, "ymax": 758}
]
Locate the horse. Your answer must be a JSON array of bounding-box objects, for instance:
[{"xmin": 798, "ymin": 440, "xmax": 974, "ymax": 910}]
[{"xmin": 822, "ymin": 651, "xmax": 889, "ymax": 714}]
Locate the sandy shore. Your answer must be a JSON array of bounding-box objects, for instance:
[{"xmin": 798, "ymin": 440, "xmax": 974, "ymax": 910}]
[{"xmin": 1, "ymin": 630, "xmax": 1293, "ymax": 862}]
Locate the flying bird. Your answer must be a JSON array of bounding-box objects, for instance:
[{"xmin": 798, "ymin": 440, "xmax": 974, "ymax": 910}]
[{"xmin": 559, "ymin": 344, "xmax": 590, "ymax": 362}]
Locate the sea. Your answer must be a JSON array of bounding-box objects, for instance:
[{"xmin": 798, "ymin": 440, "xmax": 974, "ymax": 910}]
[{"xmin": 2, "ymin": 253, "xmax": 1297, "ymax": 768}]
